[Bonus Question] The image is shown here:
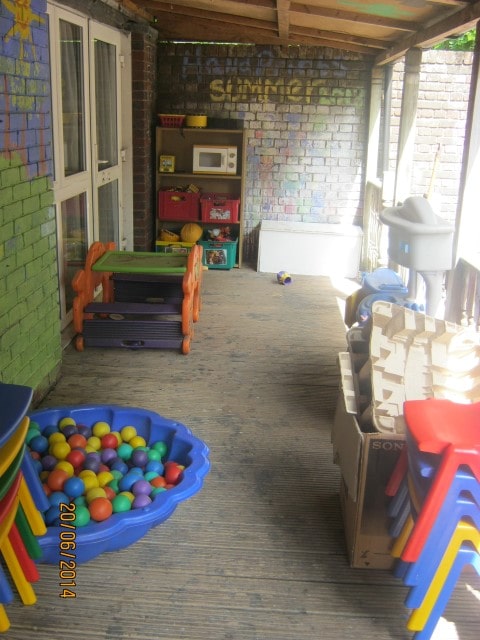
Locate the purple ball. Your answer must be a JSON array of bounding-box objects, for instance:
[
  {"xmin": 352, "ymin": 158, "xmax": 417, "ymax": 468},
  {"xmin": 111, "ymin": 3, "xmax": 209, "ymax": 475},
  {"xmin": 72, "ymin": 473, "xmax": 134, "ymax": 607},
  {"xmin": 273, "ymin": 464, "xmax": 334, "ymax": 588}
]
[
  {"xmin": 84, "ymin": 452, "xmax": 101, "ymax": 473},
  {"xmin": 41, "ymin": 454, "xmax": 58, "ymax": 471},
  {"xmin": 132, "ymin": 479, "xmax": 152, "ymax": 496},
  {"xmin": 132, "ymin": 494, "xmax": 152, "ymax": 509},
  {"xmin": 131, "ymin": 449, "xmax": 148, "ymax": 468},
  {"xmin": 101, "ymin": 448, "xmax": 117, "ymax": 465},
  {"xmin": 62, "ymin": 424, "xmax": 78, "ymax": 439},
  {"xmin": 76, "ymin": 424, "xmax": 92, "ymax": 438}
]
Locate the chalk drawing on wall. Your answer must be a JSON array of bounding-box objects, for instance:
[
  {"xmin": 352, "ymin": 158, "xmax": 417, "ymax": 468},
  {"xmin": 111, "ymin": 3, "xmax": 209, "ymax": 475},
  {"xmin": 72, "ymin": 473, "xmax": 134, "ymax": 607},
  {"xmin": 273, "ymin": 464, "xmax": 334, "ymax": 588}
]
[{"xmin": 2, "ymin": 0, "xmax": 45, "ymax": 61}]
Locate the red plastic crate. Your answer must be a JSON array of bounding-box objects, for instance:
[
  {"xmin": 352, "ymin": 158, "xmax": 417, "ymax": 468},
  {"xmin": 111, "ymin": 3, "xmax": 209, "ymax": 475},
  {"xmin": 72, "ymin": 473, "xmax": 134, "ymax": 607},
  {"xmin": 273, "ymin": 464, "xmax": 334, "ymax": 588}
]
[
  {"xmin": 200, "ymin": 193, "xmax": 240, "ymax": 223},
  {"xmin": 158, "ymin": 190, "xmax": 200, "ymax": 221}
]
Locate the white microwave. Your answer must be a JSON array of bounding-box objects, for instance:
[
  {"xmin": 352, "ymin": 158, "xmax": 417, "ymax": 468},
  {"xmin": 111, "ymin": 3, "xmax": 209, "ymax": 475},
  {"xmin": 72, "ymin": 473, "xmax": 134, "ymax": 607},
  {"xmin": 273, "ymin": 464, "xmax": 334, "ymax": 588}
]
[{"xmin": 193, "ymin": 145, "xmax": 237, "ymax": 175}]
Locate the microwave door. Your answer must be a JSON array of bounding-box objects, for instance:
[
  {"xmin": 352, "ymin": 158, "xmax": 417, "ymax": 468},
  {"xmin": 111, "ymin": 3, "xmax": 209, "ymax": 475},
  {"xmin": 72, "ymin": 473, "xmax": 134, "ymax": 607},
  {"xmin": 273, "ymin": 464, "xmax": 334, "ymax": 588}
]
[{"xmin": 199, "ymin": 150, "xmax": 225, "ymax": 172}]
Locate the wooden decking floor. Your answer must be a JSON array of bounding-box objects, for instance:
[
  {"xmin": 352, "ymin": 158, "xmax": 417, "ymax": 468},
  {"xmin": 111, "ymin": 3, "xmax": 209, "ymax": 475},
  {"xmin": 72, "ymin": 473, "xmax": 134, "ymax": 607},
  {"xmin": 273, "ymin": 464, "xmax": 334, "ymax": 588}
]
[{"xmin": 5, "ymin": 267, "xmax": 480, "ymax": 639}]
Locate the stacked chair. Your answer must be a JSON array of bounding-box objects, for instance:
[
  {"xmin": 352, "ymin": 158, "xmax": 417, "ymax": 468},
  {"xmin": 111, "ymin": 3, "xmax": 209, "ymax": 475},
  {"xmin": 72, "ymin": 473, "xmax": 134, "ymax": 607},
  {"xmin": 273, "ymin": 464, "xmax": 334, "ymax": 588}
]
[
  {"xmin": 0, "ymin": 382, "xmax": 48, "ymax": 632},
  {"xmin": 386, "ymin": 397, "xmax": 480, "ymax": 639}
]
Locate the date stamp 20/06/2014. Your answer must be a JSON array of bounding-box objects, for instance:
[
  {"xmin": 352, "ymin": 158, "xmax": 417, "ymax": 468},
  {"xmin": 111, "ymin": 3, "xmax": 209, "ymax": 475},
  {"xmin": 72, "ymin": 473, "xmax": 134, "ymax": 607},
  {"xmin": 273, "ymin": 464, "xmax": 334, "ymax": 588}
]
[{"xmin": 58, "ymin": 503, "xmax": 77, "ymax": 598}]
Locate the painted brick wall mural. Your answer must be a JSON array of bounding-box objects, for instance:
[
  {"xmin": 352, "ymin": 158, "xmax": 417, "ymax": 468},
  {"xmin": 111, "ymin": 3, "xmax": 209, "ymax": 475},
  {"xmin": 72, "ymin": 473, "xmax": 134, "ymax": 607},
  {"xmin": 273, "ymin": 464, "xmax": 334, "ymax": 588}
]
[
  {"xmin": 157, "ymin": 43, "xmax": 369, "ymax": 263},
  {"xmin": 0, "ymin": 0, "xmax": 61, "ymax": 395}
]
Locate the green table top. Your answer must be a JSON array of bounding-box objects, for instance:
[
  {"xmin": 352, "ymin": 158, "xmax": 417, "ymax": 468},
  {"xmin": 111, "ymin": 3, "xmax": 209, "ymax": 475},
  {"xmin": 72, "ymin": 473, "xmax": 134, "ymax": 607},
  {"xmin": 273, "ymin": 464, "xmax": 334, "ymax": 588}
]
[{"xmin": 92, "ymin": 251, "xmax": 188, "ymax": 274}]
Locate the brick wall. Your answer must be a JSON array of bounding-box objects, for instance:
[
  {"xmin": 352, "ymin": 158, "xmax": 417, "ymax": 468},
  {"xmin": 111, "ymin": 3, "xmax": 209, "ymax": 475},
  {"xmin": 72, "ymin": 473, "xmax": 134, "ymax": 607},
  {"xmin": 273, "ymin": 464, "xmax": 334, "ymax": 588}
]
[
  {"xmin": 390, "ymin": 50, "xmax": 472, "ymax": 224},
  {"xmin": 157, "ymin": 44, "xmax": 370, "ymax": 263},
  {"xmin": 131, "ymin": 25, "xmax": 158, "ymax": 251},
  {"xmin": 0, "ymin": 0, "xmax": 61, "ymax": 398}
]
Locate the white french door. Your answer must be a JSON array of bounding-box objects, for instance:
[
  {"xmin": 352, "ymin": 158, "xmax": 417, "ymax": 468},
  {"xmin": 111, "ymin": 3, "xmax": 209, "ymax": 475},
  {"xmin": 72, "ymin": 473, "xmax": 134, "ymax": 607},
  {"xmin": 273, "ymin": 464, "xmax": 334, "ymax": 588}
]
[{"xmin": 48, "ymin": 3, "xmax": 131, "ymax": 329}]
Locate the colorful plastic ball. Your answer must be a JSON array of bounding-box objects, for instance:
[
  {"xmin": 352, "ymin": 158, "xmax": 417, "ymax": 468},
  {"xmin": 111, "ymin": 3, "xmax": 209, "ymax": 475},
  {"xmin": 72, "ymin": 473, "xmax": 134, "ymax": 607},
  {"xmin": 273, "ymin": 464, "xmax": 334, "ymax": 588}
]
[
  {"xmin": 30, "ymin": 451, "xmax": 41, "ymax": 461},
  {"xmin": 31, "ymin": 458, "xmax": 43, "ymax": 475},
  {"xmin": 110, "ymin": 459, "xmax": 129, "ymax": 475},
  {"xmin": 118, "ymin": 491, "xmax": 134, "ymax": 503},
  {"xmin": 120, "ymin": 426, "xmax": 137, "ymax": 442},
  {"xmin": 48, "ymin": 491, "xmax": 70, "ymax": 508},
  {"xmin": 29, "ymin": 434, "xmax": 49, "ymax": 454},
  {"xmin": 104, "ymin": 486, "xmax": 116, "ymax": 501},
  {"xmin": 145, "ymin": 460, "xmax": 164, "ymax": 476},
  {"xmin": 147, "ymin": 449, "xmax": 162, "ymax": 462},
  {"xmin": 26, "ymin": 427, "xmax": 41, "ymax": 445},
  {"xmin": 107, "ymin": 479, "xmax": 119, "ymax": 494},
  {"xmin": 66, "ymin": 448, "xmax": 86, "ymax": 469},
  {"xmin": 100, "ymin": 448, "xmax": 117, "ymax": 465},
  {"xmin": 73, "ymin": 505, "xmax": 91, "ymax": 527},
  {"xmin": 109, "ymin": 469, "xmax": 123, "ymax": 481},
  {"xmin": 128, "ymin": 467, "xmax": 144, "ymax": 477},
  {"xmin": 117, "ymin": 443, "xmax": 133, "ymax": 461},
  {"xmin": 129, "ymin": 435, "xmax": 147, "ymax": 449},
  {"xmin": 46, "ymin": 469, "xmax": 69, "ymax": 492},
  {"xmin": 97, "ymin": 471, "xmax": 114, "ymax": 487},
  {"xmin": 92, "ymin": 421, "xmax": 111, "ymax": 438},
  {"xmin": 41, "ymin": 454, "xmax": 58, "ymax": 471},
  {"xmin": 73, "ymin": 496, "xmax": 87, "ymax": 507},
  {"xmin": 152, "ymin": 441, "xmax": 168, "ymax": 457},
  {"xmin": 144, "ymin": 471, "xmax": 159, "ymax": 482},
  {"xmin": 132, "ymin": 479, "xmax": 152, "ymax": 496},
  {"xmin": 112, "ymin": 494, "xmax": 132, "ymax": 513},
  {"xmin": 100, "ymin": 433, "xmax": 118, "ymax": 450},
  {"xmin": 76, "ymin": 424, "xmax": 91, "ymax": 438},
  {"xmin": 54, "ymin": 460, "xmax": 75, "ymax": 477},
  {"xmin": 61, "ymin": 424, "xmax": 78, "ymax": 439},
  {"xmin": 150, "ymin": 475, "xmax": 167, "ymax": 488},
  {"xmin": 132, "ymin": 494, "xmax": 152, "ymax": 509},
  {"xmin": 59, "ymin": 417, "xmax": 76, "ymax": 429},
  {"xmin": 67, "ymin": 434, "xmax": 88, "ymax": 450},
  {"xmin": 79, "ymin": 473, "xmax": 99, "ymax": 492},
  {"xmin": 48, "ymin": 432, "xmax": 67, "ymax": 445},
  {"xmin": 87, "ymin": 436, "xmax": 102, "ymax": 451},
  {"xmin": 51, "ymin": 441, "xmax": 71, "ymax": 460},
  {"xmin": 118, "ymin": 473, "xmax": 138, "ymax": 492},
  {"xmin": 88, "ymin": 497, "xmax": 113, "ymax": 522},
  {"xmin": 86, "ymin": 487, "xmax": 107, "ymax": 504},
  {"xmin": 44, "ymin": 505, "xmax": 61, "ymax": 526},
  {"xmin": 131, "ymin": 449, "xmax": 148, "ymax": 468},
  {"xmin": 63, "ymin": 476, "xmax": 85, "ymax": 499},
  {"xmin": 164, "ymin": 461, "xmax": 184, "ymax": 485},
  {"xmin": 110, "ymin": 431, "xmax": 122, "ymax": 446},
  {"xmin": 42, "ymin": 424, "xmax": 59, "ymax": 438},
  {"xmin": 83, "ymin": 453, "xmax": 101, "ymax": 473},
  {"xmin": 150, "ymin": 486, "xmax": 167, "ymax": 497}
]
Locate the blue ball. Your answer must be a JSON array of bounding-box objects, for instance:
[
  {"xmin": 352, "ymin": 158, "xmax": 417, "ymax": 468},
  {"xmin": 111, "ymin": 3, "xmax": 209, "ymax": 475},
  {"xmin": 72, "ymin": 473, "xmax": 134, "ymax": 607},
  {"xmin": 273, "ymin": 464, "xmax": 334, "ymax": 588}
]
[
  {"xmin": 29, "ymin": 434, "xmax": 49, "ymax": 454},
  {"xmin": 43, "ymin": 424, "xmax": 60, "ymax": 438},
  {"xmin": 118, "ymin": 473, "xmax": 138, "ymax": 492},
  {"xmin": 64, "ymin": 476, "xmax": 85, "ymax": 499},
  {"xmin": 44, "ymin": 505, "xmax": 61, "ymax": 526},
  {"xmin": 111, "ymin": 459, "xmax": 129, "ymax": 475},
  {"xmin": 48, "ymin": 491, "xmax": 70, "ymax": 508},
  {"xmin": 146, "ymin": 460, "xmax": 164, "ymax": 475}
]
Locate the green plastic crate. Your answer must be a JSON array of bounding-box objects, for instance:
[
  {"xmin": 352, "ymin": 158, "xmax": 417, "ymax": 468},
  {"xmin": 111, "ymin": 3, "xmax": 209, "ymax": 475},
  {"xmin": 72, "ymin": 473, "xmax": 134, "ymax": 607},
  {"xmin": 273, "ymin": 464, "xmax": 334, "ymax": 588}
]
[{"xmin": 198, "ymin": 239, "xmax": 238, "ymax": 270}]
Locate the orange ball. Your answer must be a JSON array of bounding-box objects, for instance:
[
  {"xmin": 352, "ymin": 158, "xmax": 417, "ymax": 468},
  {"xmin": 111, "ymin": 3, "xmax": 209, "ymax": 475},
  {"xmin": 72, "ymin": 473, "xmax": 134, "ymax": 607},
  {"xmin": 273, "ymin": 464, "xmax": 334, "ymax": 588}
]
[
  {"xmin": 88, "ymin": 497, "xmax": 113, "ymax": 522},
  {"xmin": 150, "ymin": 476, "xmax": 167, "ymax": 488},
  {"xmin": 103, "ymin": 486, "xmax": 116, "ymax": 501},
  {"xmin": 46, "ymin": 469, "xmax": 69, "ymax": 492},
  {"xmin": 67, "ymin": 434, "xmax": 88, "ymax": 449}
]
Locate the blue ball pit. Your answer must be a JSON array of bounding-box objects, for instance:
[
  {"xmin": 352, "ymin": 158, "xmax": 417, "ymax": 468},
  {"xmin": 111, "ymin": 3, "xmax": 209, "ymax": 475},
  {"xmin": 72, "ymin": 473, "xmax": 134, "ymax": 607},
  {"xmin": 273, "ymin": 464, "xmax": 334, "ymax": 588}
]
[{"xmin": 29, "ymin": 404, "xmax": 210, "ymax": 564}]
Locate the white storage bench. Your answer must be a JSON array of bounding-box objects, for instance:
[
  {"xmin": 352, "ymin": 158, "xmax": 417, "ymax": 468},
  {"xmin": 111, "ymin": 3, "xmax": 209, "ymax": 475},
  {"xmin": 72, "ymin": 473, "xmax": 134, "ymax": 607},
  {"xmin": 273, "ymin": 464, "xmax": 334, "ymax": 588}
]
[{"xmin": 257, "ymin": 220, "xmax": 363, "ymax": 278}]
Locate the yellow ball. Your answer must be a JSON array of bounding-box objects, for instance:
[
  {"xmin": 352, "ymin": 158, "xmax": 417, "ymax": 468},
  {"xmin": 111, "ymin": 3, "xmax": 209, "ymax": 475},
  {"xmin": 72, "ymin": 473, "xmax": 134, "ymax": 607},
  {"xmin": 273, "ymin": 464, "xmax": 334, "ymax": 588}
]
[
  {"xmin": 49, "ymin": 432, "xmax": 66, "ymax": 445},
  {"xmin": 87, "ymin": 436, "xmax": 102, "ymax": 451},
  {"xmin": 85, "ymin": 487, "xmax": 107, "ymax": 504},
  {"xmin": 81, "ymin": 474, "xmax": 99, "ymax": 492},
  {"xmin": 78, "ymin": 469, "xmax": 96, "ymax": 478},
  {"xmin": 92, "ymin": 421, "xmax": 111, "ymax": 438},
  {"xmin": 55, "ymin": 460, "xmax": 74, "ymax": 476},
  {"xmin": 59, "ymin": 417, "xmax": 76, "ymax": 429},
  {"xmin": 129, "ymin": 436, "xmax": 147, "ymax": 449},
  {"xmin": 51, "ymin": 441, "xmax": 71, "ymax": 460},
  {"xmin": 120, "ymin": 426, "xmax": 137, "ymax": 442},
  {"xmin": 97, "ymin": 471, "xmax": 114, "ymax": 487},
  {"xmin": 118, "ymin": 491, "xmax": 134, "ymax": 503}
]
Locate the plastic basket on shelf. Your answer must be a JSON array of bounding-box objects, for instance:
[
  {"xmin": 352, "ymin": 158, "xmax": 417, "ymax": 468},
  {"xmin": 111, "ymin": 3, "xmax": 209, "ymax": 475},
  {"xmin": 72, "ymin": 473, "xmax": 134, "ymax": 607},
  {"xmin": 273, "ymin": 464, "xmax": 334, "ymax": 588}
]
[{"xmin": 157, "ymin": 114, "xmax": 186, "ymax": 128}]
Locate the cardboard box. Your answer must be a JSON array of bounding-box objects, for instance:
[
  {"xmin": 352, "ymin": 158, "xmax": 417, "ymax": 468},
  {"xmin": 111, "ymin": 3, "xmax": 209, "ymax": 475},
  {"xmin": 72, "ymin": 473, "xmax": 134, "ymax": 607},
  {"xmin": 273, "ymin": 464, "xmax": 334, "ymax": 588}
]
[{"xmin": 332, "ymin": 353, "xmax": 405, "ymax": 569}]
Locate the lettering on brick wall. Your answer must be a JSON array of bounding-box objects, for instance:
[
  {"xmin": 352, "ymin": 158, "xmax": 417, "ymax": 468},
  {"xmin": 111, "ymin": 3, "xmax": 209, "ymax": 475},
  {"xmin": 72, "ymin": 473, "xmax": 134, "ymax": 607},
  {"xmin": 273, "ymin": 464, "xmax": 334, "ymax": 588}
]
[{"xmin": 210, "ymin": 77, "xmax": 360, "ymax": 104}]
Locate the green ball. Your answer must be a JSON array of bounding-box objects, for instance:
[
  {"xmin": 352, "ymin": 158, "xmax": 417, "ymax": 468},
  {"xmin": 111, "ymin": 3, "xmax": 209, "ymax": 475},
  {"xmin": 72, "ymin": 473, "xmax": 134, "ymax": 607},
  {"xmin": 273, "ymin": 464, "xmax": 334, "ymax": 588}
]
[
  {"xmin": 147, "ymin": 449, "xmax": 162, "ymax": 462},
  {"xmin": 151, "ymin": 441, "xmax": 167, "ymax": 457},
  {"xmin": 112, "ymin": 494, "xmax": 132, "ymax": 513},
  {"xmin": 110, "ymin": 469, "xmax": 123, "ymax": 481},
  {"xmin": 74, "ymin": 496, "xmax": 87, "ymax": 507},
  {"xmin": 117, "ymin": 443, "xmax": 133, "ymax": 461},
  {"xmin": 144, "ymin": 471, "xmax": 159, "ymax": 481},
  {"xmin": 150, "ymin": 487, "xmax": 167, "ymax": 497},
  {"xmin": 73, "ymin": 505, "xmax": 91, "ymax": 527},
  {"xmin": 108, "ymin": 479, "xmax": 119, "ymax": 493}
]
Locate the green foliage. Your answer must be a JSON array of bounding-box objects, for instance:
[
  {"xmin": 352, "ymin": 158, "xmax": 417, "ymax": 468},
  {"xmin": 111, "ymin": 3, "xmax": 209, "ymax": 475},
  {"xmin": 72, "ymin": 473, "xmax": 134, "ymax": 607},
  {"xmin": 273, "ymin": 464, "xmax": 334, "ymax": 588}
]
[{"xmin": 434, "ymin": 28, "xmax": 476, "ymax": 51}]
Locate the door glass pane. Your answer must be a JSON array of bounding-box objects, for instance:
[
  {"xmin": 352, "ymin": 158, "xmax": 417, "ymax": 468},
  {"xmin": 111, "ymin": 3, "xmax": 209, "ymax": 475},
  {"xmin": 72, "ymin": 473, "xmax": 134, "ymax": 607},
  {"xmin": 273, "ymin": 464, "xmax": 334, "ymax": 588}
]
[
  {"xmin": 95, "ymin": 39, "xmax": 118, "ymax": 171},
  {"xmin": 60, "ymin": 20, "xmax": 86, "ymax": 176},
  {"xmin": 98, "ymin": 180, "xmax": 119, "ymax": 245},
  {"xmin": 61, "ymin": 194, "xmax": 88, "ymax": 312}
]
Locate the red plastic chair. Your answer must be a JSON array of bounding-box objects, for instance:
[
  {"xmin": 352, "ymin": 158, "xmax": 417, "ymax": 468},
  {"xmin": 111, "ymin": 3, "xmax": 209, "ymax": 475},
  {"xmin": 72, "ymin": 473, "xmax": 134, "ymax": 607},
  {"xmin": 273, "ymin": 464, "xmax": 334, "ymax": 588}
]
[{"xmin": 401, "ymin": 398, "xmax": 480, "ymax": 562}]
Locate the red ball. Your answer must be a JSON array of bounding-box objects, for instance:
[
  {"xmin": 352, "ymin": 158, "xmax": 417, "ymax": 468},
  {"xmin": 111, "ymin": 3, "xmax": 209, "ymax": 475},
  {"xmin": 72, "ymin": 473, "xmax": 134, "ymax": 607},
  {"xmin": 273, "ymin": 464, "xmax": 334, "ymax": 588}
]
[
  {"xmin": 164, "ymin": 461, "xmax": 183, "ymax": 485},
  {"xmin": 103, "ymin": 486, "xmax": 116, "ymax": 501},
  {"xmin": 66, "ymin": 448, "xmax": 86, "ymax": 469},
  {"xmin": 67, "ymin": 434, "xmax": 88, "ymax": 450},
  {"xmin": 88, "ymin": 497, "xmax": 113, "ymax": 522},
  {"xmin": 101, "ymin": 433, "xmax": 119, "ymax": 450},
  {"xmin": 46, "ymin": 469, "xmax": 69, "ymax": 492}
]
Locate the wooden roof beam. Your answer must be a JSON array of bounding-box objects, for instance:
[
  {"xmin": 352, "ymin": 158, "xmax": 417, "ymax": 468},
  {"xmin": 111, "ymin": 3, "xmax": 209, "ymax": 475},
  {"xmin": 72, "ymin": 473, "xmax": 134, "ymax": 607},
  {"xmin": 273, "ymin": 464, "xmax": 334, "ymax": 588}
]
[{"xmin": 276, "ymin": 0, "xmax": 291, "ymax": 40}]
